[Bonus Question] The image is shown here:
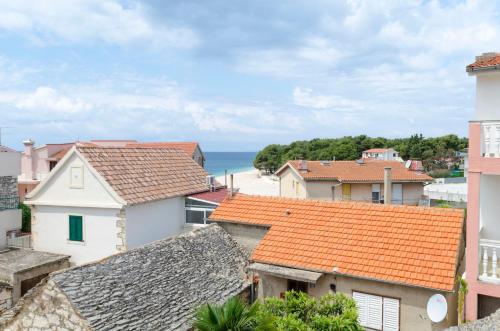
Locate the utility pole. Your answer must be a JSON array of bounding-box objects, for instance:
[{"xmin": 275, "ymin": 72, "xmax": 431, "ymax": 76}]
[{"xmin": 0, "ymin": 127, "xmax": 13, "ymax": 146}]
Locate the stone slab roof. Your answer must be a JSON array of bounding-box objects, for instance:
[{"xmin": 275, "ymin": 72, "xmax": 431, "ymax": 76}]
[
  {"xmin": 76, "ymin": 146, "xmax": 210, "ymax": 205},
  {"xmin": 50, "ymin": 224, "xmax": 249, "ymax": 330},
  {"xmin": 446, "ymin": 309, "xmax": 500, "ymax": 331}
]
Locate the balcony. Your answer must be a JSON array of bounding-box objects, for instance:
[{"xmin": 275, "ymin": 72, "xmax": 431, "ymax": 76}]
[
  {"xmin": 479, "ymin": 239, "xmax": 500, "ymax": 284},
  {"xmin": 481, "ymin": 122, "xmax": 500, "ymax": 157}
]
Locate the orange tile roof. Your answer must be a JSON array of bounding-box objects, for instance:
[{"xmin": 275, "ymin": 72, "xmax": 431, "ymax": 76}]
[
  {"xmin": 76, "ymin": 146, "xmax": 209, "ymax": 205},
  {"xmin": 126, "ymin": 142, "xmax": 200, "ymax": 157},
  {"xmin": 467, "ymin": 53, "xmax": 500, "ymax": 72},
  {"xmin": 277, "ymin": 160, "xmax": 432, "ymax": 182},
  {"xmin": 50, "ymin": 146, "xmax": 73, "ymax": 160},
  {"xmin": 210, "ymin": 194, "xmax": 464, "ymax": 291}
]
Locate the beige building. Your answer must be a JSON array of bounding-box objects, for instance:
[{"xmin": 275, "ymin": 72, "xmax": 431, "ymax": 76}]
[
  {"xmin": 276, "ymin": 159, "xmax": 432, "ymax": 205},
  {"xmin": 210, "ymin": 194, "xmax": 465, "ymax": 331}
]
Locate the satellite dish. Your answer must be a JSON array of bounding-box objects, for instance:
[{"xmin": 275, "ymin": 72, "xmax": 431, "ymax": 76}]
[
  {"xmin": 405, "ymin": 160, "xmax": 412, "ymax": 169},
  {"xmin": 427, "ymin": 294, "xmax": 447, "ymax": 323}
]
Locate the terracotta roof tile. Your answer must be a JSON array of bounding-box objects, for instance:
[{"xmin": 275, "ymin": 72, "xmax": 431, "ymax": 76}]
[
  {"xmin": 363, "ymin": 148, "xmax": 393, "ymax": 153},
  {"xmin": 210, "ymin": 194, "xmax": 464, "ymax": 292},
  {"xmin": 76, "ymin": 146, "xmax": 209, "ymax": 205},
  {"xmin": 278, "ymin": 159, "xmax": 432, "ymax": 182},
  {"xmin": 466, "ymin": 53, "xmax": 500, "ymax": 72},
  {"xmin": 126, "ymin": 142, "xmax": 200, "ymax": 157}
]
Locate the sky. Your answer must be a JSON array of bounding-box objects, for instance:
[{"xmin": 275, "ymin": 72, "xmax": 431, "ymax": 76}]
[{"xmin": 0, "ymin": 0, "xmax": 498, "ymax": 151}]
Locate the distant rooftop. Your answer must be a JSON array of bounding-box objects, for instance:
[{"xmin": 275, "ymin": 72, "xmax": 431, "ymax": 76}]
[{"xmin": 466, "ymin": 52, "xmax": 500, "ymax": 72}]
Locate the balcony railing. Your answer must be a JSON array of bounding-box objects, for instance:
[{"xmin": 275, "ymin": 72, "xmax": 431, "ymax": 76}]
[
  {"xmin": 0, "ymin": 195, "xmax": 19, "ymax": 211},
  {"xmin": 479, "ymin": 239, "xmax": 500, "ymax": 284},
  {"xmin": 481, "ymin": 122, "xmax": 500, "ymax": 157}
]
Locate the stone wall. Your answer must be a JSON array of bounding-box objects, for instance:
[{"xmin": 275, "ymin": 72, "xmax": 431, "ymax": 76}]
[
  {"xmin": 0, "ymin": 279, "xmax": 91, "ymax": 331},
  {"xmin": 216, "ymin": 222, "xmax": 268, "ymax": 254},
  {"xmin": 0, "ymin": 285, "xmax": 13, "ymax": 313},
  {"xmin": 0, "ymin": 176, "xmax": 18, "ymax": 209}
]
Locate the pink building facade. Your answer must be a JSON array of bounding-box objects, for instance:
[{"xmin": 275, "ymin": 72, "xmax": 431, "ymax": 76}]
[{"xmin": 466, "ymin": 53, "xmax": 500, "ymax": 320}]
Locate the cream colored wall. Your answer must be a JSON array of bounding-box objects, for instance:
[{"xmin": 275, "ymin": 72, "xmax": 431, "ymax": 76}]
[
  {"xmin": 402, "ymin": 183, "xmax": 424, "ymax": 205},
  {"xmin": 257, "ymin": 273, "xmax": 457, "ymax": 331},
  {"xmin": 306, "ymin": 181, "xmax": 335, "ymax": 200},
  {"xmin": 279, "ymin": 168, "xmax": 307, "ymax": 199}
]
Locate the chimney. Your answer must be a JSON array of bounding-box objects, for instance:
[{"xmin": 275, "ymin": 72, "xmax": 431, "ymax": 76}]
[
  {"xmin": 23, "ymin": 139, "xmax": 35, "ymax": 180},
  {"xmin": 228, "ymin": 174, "xmax": 234, "ymax": 199},
  {"xmin": 298, "ymin": 159, "xmax": 308, "ymax": 171},
  {"xmin": 384, "ymin": 167, "xmax": 392, "ymax": 205}
]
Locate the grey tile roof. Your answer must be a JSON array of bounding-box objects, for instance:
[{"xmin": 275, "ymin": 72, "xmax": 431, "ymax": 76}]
[{"xmin": 51, "ymin": 224, "xmax": 250, "ymax": 330}]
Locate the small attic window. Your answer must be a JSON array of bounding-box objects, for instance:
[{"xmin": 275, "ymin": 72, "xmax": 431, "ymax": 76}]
[{"xmin": 70, "ymin": 166, "xmax": 84, "ymax": 189}]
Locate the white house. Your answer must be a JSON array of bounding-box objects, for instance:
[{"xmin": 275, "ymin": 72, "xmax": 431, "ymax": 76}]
[
  {"xmin": 25, "ymin": 145, "xmax": 210, "ymax": 265},
  {"xmin": 361, "ymin": 148, "xmax": 402, "ymax": 161}
]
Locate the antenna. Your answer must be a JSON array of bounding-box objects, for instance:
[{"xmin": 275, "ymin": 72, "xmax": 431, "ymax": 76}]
[
  {"xmin": 427, "ymin": 294, "xmax": 447, "ymax": 323},
  {"xmin": 0, "ymin": 127, "xmax": 13, "ymax": 146}
]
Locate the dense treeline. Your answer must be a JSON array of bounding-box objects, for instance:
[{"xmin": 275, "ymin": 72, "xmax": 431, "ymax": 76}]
[{"xmin": 253, "ymin": 134, "xmax": 468, "ymax": 173}]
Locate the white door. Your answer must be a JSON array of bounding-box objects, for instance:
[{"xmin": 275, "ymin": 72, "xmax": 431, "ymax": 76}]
[{"xmin": 392, "ymin": 184, "xmax": 403, "ymax": 204}]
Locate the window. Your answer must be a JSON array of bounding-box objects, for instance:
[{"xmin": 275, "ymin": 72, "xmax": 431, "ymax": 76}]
[
  {"xmin": 295, "ymin": 181, "xmax": 300, "ymax": 195},
  {"xmin": 185, "ymin": 198, "xmax": 216, "ymax": 225},
  {"xmin": 372, "ymin": 184, "xmax": 381, "ymax": 203},
  {"xmin": 49, "ymin": 161, "xmax": 57, "ymax": 171},
  {"xmin": 287, "ymin": 280, "xmax": 308, "ymax": 293},
  {"xmin": 68, "ymin": 215, "xmax": 83, "ymax": 242},
  {"xmin": 353, "ymin": 292, "xmax": 399, "ymax": 331},
  {"xmin": 70, "ymin": 166, "xmax": 84, "ymax": 188}
]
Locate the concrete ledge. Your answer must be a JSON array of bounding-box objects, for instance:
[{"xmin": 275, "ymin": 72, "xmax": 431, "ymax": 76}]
[{"xmin": 248, "ymin": 263, "xmax": 323, "ymax": 283}]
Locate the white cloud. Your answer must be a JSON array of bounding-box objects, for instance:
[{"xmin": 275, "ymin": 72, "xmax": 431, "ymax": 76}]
[
  {"xmin": 15, "ymin": 86, "xmax": 91, "ymax": 113},
  {"xmin": 0, "ymin": 0, "xmax": 198, "ymax": 48},
  {"xmin": 293, "ymin": 87, "xmax": 362, "ymax": 110}
]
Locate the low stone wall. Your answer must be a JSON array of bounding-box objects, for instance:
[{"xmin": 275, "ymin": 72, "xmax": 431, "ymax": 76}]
[
  {"xmin": 0, "ymin": 285, "xmax": 13, "ymax": 313},
  {"xmin": 0, "ymin": 279, "xmax": 91, "ymax": 331}
]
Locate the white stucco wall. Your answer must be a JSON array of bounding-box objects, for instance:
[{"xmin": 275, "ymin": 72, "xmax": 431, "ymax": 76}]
[
  {"xmin": 279, "ymin": 168, "xmax": 307, "ymax": 199},
  {"xmin": 125, "ymin": 197, "xmax": 186, "ymax": 249},
  {"xmin": 31, "ymin": 205, "xmax": 121, "ymax": 265},
  {"xmin": 479, "ymin": 174, "xmax": 500, "ymax": 240},
  {"xmin": 28, "ymin": 151, "xmax": 124, "ymax": 265},
  {"xmin": 27, "ymin": 152, "xmax": 120, "ymax": 208},
  {"xmin": 0, "ymin": 210, "xmax": 21, "ymax": 247},
  {"xmin": 475, "ymin": 72, "xmax": 500, "ymax": 120},
  {"xmin": 0, "ymin": 152, "xmax": 21, "ymax": 177}
]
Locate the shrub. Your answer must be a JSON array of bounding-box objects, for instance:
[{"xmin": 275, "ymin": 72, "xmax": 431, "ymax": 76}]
[{"xmin": 19, "ymin": 203, "xmax": 31, "ymax": 232}]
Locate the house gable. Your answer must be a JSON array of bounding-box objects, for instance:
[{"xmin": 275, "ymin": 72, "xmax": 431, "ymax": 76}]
[{"xmin": 26, "ymin": 148, "xmax": 124, "ymax": 208}]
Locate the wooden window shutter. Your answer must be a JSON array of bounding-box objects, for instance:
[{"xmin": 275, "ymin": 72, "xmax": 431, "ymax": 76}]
[{"xmin": 69, "ymin": 215, "xmax": 83, "ymax": 241}]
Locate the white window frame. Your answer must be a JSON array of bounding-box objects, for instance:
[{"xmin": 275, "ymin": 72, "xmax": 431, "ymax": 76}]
[
  {"xmin": 353, "ymin": 291, "xmax": 400, "ymax": 331},
  {"xmin": 185, "ymin": 207, "xmax": 214, "ymax": 225}
]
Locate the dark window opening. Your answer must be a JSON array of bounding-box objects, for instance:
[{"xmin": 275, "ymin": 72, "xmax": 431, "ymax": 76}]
[
  {"xmin": 287, "ymin": 279, "xmax": 308, "ymax": 293},
  {"xmin": 49, "ymin": 161, "xmax": 58, "ymax": 171}
]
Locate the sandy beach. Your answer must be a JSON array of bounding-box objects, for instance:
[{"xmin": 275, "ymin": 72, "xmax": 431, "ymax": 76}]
[{"xmin": 216, "ymin": 168, "xmax": 279, "ymax": 196}]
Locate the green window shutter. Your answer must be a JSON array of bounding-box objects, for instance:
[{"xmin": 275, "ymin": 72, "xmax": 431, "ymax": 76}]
[{"xmin": 69, "ymin": 215, "xmax": 83, "ymax": 241}]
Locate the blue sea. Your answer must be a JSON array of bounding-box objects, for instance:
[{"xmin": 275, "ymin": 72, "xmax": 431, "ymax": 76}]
[{"xmin": 204, "ymin": 152, "xmax": 257, "ymax": 177}]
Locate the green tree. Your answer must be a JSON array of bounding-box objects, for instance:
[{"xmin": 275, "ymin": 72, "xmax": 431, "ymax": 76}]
[{"xmin": 193, "ymin": 296, "xmax": 274, "ymax": 331}]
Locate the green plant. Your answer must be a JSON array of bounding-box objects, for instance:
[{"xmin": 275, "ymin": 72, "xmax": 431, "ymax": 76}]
[
  {"xmin": 193, "ymin": 296, "xmax": 274, "ymax": 331},
  {"xmin": 260, "ymin": 291, "xmax": 362, "ymax": 331},
  {"xmin": 19, "ymin": 203, "xmax": 31, "ymax": 232},
  {"xmin": 457, "ymin": 276, "xmax": 468, "ymax": 325}
]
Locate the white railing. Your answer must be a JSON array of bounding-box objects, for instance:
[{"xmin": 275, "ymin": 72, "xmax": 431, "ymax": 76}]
[
  {"xmin": 6, "ymin": 233, "xmax": 31, "ymax": 249},
  {"xmin": 479, "ymin": 239, "xmax": 500, "ymax": 284},
  {"xmin": 482, "ymin": 122, "xmax": 500, "ymax": 157}
]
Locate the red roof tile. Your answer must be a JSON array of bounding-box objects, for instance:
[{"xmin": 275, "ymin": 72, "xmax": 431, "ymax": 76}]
[
  {"xmin": 467, "ymin": 53, "xmax": 500, "ymax": 72},
  {"xmin": 126, "ymin": 142, "xmax": 200, "ymax": 157},
  {"xmin": 210, "ymin": 194, "xmax": 464, "ymax": 292},
  {"xmin": 189, "ymin": 188, "xmax": 228, "ymax": 204},
  {"xmin": 363, "ymin": 148, "xmax": 392, "ymax": 153},
  {"xmin": 277, "ymin": 160, "xmax": 432, "ymax": 182},
  {"xmin": 76, "ymin": 146, "xmax": 210, "ymax": 205}
]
